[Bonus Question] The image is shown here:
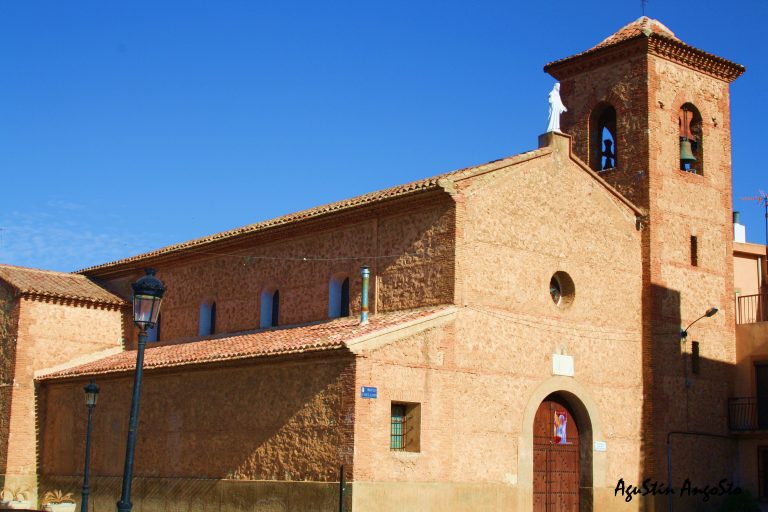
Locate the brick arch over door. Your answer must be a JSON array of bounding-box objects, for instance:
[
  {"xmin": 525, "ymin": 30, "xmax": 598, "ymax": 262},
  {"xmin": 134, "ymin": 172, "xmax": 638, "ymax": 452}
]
[{"xmin": 517, "ymin": 376, "xmax": 606, "ymax": 511}]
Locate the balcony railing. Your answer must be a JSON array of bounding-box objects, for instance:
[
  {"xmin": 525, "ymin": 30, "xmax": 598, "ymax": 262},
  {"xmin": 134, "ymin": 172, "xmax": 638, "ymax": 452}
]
[
  {"xmin": 729, "ymin": 397, "xmax": 768, "ymax": 431},
  {"xmin": 736, "ymin": 293, "xmax": 768, "ymax": 324}
]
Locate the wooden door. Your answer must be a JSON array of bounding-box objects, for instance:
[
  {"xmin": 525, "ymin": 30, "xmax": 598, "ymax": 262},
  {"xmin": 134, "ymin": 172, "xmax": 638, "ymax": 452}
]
[{"xmin": 533, "ymin": 398, "xmax": 580, "ymax": 512}]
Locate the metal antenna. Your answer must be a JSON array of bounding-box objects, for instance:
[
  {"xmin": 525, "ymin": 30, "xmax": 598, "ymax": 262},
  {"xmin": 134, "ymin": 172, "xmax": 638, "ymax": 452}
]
[
  {"xmin": 741, "ymin": 190, "xmax": 768, "ymax": 246},
  {"xmin": 642, "ymin": 0, "xmax": 648, "ymax": 16}
]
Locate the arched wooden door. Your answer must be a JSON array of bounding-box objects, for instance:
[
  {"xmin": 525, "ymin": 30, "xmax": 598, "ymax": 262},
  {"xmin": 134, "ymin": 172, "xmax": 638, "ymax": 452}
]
[{"xmin": 533, "ymin": 396, "xmax": 580, "ymax": 511}]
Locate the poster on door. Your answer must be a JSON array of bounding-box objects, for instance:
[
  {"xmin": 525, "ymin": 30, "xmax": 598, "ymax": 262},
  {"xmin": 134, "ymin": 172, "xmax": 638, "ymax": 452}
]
[{"xmin": 553, "ymin": 410, "xmax": 568, "ymax": 444}]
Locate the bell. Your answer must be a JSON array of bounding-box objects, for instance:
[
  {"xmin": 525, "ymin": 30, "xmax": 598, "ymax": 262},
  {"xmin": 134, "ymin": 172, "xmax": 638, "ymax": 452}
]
[{"xmin": 680, "ymin": 138, "xmax": 696, "ymax": 163}]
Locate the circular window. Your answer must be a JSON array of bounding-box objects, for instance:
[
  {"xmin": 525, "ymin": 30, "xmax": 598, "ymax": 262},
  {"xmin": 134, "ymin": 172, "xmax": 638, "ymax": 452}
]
[{"xmin": 549, "ymin": 271, "xmax": 575, "ymax": 307}]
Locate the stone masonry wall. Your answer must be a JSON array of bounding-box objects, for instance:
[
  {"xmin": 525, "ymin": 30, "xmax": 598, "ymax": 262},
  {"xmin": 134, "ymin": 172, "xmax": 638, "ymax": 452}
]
[
  {"xmin": 94, "ymin": 194, "xmax": 456, "ymax": 347},
  {"xmin": 352, "ymin": 137, "xmax": 646, "ymax": 511},
  {"xmin": 38, "ymin": 352, "xmax": 355, "ymax": 482}
]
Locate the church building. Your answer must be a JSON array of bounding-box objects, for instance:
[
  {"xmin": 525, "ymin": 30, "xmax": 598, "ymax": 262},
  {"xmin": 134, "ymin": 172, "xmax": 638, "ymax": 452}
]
[{"xmin": 1, "ymin": 16, "xmax": 764, "ymax": 512}]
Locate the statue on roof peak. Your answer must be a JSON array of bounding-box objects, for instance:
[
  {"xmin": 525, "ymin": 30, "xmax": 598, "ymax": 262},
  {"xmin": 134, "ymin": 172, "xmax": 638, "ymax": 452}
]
[{"xmin": 547, "ymin": 83, "xmax": 567, "ymax": 133}]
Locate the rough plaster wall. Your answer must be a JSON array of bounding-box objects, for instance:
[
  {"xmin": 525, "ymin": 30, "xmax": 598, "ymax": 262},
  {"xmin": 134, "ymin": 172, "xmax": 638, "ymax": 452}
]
[
  {"xmin": 354, "ymin": 148, "xmax": 644, "ymax": 493},
  {"xmin": 40, "ymin": 353, "xmax": 355, "ymax": 482},
  {"xmin": 0, "ymin": 282, "xmax": 19, "ymax": 477},
  {"xmin": 99, "ymin": 197, "xmax": 456, "ymax": 346},
  {"xmin": 5, "ymin": 298, "xmax": 123, "ymax": 478}
]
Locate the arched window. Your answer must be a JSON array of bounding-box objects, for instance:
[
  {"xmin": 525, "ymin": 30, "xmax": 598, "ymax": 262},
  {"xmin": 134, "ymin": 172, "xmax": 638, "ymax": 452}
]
[
  {"xmin": 260, "ymin": 288, "xmax": 280, "ymax": 328},
  {"xmin": 328, "ymin": 275, "xmax": 350, "ymax": 318},
  {"xmin": 589, "ymin": 103, "xmax": 617, "ymax": 172},
  {"xmin": 679, "ymin": 103, "xmax": 703, "ymax": 174},
  {"xmin": 199, "ymin": 301, "xmax": 216, "ymax": 336},
  {"xmin": 146, "ymin": 313, "xmax": 161, "ymax": 342}
]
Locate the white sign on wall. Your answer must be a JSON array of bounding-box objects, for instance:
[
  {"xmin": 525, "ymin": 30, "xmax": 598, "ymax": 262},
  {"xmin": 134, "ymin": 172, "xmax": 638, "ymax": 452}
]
[{"xmin": 552, "ymin": 353, "xmax": 574, "ymax": 377}]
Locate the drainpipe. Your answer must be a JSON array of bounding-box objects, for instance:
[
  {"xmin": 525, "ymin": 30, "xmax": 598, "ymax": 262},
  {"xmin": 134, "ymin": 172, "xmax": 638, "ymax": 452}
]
[{"xmin": 360, "ymin": 266, "xmax": 370, "ymax": 325}]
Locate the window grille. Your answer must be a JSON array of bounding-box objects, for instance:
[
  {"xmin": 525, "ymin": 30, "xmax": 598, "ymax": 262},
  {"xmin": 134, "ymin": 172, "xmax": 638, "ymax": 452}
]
[{"xmin": 391, "ymin": 404, "xmax": 407, "ymax": 451}]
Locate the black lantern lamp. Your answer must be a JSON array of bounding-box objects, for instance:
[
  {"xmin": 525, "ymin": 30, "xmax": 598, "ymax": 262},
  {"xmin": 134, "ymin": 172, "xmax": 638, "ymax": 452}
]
[
  {"xmin": 84, "ymin": 380, "xmax": 99, "ymax": 407},
  {"xmin": 82, "ymin": 380, "xmax": 99, "ymax": 512},
  {"xmin": 117, "ymin": 268, "xmax": 165, "ymax": 512},
  {"xmin": 131, "ymin": 268, "xmax": 165, "ymax": 331}
]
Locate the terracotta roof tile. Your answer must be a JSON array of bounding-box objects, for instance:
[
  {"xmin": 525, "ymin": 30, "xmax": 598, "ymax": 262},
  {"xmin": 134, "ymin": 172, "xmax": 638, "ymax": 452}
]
[
  {"xmin": 77, "ymin": 150, "xmax": 547, "ymax": 276},
  {"xmin": 591, "ymin": 16, "xmax": 679, "ymax": 51},
  {"xmin": 37, "ymin": 306, "xmax": 452, "ymax": 380},
  {"xmin": 0, "ymin": 264, "xmax": 124, "ymax": 305},
  {"xmin": 544, "ymin": 17, "xmax": 744, "ymax": 81}
]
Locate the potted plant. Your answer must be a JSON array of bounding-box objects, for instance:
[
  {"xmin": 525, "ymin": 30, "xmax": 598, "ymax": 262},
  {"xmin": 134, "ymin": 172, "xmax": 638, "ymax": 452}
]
[
  {"xmin": 41, "ymin": 490, "xmax": 76, "ymax": 512},
  {"xmin": 0, "ymin": 487, "xmax": 33, "ymax": 509}
]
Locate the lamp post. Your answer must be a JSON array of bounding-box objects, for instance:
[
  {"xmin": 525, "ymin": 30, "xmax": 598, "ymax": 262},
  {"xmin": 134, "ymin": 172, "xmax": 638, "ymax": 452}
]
[
  {"xmin": 81, "ymin": 380, "xmax": 99, "ymax": 512},
  {"xmin": 679, "ymin": 306, "xmax": 719, "ymax": 341},
  {"xmin": 117, "ymin": 268, "xmax": 165, "ymax": 512}
]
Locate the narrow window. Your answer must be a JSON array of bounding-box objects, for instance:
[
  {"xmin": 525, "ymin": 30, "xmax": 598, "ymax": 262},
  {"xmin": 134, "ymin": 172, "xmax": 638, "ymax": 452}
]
[
  {"xmin": 390, "ymin": 402, "xmax": 421, "ymax": 452},
  {"xmin": 199, "ymin": 302, "xmax": 215, "ymax": 336},
  {"xmin": 328, "ymin": 275, "xmax": 351, "ymax": 318},
  {"xmin": 340, "ymin": 278, "xmax": 350, "ymax": 317},
  {"xmin": 691, "ymin": 341, "xmax": 700, "ymax": 375},
  {"xmin": 690, "ymin": 236, "xmax": 698, "ymax": 266},
  {"xmin": 260, "ymin": 288, "xmax": 279, "ymax": 328},
  {"xmin": 271, "ymin": 290, "xmax": 280, "ymax": 327}
]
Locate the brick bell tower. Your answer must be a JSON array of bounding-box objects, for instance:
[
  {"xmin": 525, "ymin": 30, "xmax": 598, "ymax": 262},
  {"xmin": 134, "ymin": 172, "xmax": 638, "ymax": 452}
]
[{"xmin": 545, "ymin": 17, "xmax": 745, "ymax": 492}]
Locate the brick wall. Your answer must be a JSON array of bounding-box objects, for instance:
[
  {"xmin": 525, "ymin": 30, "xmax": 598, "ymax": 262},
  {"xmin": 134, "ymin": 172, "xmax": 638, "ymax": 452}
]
[{"xmin": 3, "ymin": 296, "xmax": 123, "ymax": 491}]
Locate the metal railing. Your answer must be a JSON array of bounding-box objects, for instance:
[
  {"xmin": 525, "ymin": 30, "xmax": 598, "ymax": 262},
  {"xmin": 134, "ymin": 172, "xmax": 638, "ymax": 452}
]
[
  {"xmin": 736, "ymin": 293, "xmax": 768, "ymax": 324},
  {"xmin": 728, "ymin": 396, "xmax": 768, "ymax": 431}
]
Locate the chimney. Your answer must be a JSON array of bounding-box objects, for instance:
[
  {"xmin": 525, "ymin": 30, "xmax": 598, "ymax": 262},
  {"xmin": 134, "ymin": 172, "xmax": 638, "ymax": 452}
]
[
  {"xmin": 733, "ymin": 211, "xmax": 746, "ymax": 243},
  {"xmin": 360, "ymin": 266, "xmax": 370, "ymax": 325}
]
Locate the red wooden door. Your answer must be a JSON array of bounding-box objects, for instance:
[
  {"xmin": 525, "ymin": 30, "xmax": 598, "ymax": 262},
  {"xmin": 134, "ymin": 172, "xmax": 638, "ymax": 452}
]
[{"xmin": 533, "ymin": 398, "xmax": 580, "ymax": 512}]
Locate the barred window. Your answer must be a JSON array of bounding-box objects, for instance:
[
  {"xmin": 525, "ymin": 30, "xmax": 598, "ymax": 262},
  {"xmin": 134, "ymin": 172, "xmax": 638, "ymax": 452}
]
[{"xmin": 390, "ymin": 402, "xmax": 421, "ymax": 452}]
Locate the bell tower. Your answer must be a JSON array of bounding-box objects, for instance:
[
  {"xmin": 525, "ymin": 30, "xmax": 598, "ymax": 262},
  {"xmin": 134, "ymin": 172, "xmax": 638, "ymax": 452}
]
[{"xmin": 545, "ymin": 17, "xmax": 744, "ymax": 492}]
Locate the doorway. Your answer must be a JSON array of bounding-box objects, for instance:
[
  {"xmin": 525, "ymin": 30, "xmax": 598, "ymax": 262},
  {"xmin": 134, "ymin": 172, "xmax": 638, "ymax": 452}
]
[{"xmin": 533, "ymin": 394, "xmax": 587, "ymax": 511}]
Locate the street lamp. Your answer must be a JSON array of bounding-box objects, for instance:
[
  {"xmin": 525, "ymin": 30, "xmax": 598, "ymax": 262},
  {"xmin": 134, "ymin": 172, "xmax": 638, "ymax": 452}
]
[
  {"xmin": 117, "ymin": 268, "xmax": 165, "ymax": 512},
  {"xmin": 680, "ymin": 306, "xmax": 719, "ymax": 341},
  {"xmin": 82, "ymin": 380, "xmax": 99, "ymax": 512}
]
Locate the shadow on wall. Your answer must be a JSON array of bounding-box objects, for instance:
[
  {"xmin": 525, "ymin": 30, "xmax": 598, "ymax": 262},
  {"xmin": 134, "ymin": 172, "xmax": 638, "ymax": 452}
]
[
  {"xmin": 640, "ymin": 284, "xmax": 741, "ymax": 510},
  {"xmin": 0, "ymin": 282, "xmax": 19, "ymax": 482},
  {"xmin": 37, "ymin": 352, "xmax": 355, "ymax": 483}
]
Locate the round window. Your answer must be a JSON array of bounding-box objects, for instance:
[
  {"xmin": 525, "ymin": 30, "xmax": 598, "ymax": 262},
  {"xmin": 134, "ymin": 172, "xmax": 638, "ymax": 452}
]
[{"xmin": 549, "ymin": 271, "xmax": 575, "ymax": 307}]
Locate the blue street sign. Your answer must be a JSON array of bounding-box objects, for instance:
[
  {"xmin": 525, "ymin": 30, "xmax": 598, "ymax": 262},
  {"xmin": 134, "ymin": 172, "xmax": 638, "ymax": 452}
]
[{"xmin": 361, "ymin": 386, "xmax": 377, "ymax": 399}]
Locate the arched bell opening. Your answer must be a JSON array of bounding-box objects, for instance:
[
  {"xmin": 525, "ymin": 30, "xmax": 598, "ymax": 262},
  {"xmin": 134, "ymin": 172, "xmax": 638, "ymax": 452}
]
[
  {"xmin": 533, "ymin": 391, "xmax": 594, "ymax": 512},
  {"xmin": 679, "ymin": 103, "xmax": 703, "ymax": 174},
  {"xmin": 589, "ymin": 103, "xmax": 617, "ymax": 172}
]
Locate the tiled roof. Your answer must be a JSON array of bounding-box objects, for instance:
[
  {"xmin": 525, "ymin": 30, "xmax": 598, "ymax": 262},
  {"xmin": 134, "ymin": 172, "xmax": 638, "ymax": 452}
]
[
  {"xmin": 591, "ymin": 16, "xmax": 679, "ymax": 51},
  {"xmin": 544, "ymin": 17, "xmax": 744, "ymax": 81},
  {"xmin": 0, "ymin": 264, "xmax": 124, "ymax": 305},
  {"xmin": 77, "ymin": 150, "xmax": 547, "ymax": 276},
  {"xmin": 37, "ymin": 306, "xmax": 452, "ymax": 380}
]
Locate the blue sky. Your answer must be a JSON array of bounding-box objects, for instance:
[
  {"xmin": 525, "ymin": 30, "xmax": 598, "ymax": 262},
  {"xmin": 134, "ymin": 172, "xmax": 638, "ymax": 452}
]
[{"xmin": 1, "ymin": 1, "xmax": 765, "ymax": 272}]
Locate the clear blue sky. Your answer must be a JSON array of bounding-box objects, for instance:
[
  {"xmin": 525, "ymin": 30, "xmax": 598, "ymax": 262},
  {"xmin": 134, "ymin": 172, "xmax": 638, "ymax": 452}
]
[{"xmin": 1, "ymin": 1, "xmax": 765, "ymax": 272}]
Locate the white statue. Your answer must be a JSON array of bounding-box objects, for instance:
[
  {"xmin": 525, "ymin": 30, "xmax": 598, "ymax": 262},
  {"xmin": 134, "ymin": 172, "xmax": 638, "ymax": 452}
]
[{"xmin": 547, "ymin": 83, "xmax": 567, "ymax": 133}]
